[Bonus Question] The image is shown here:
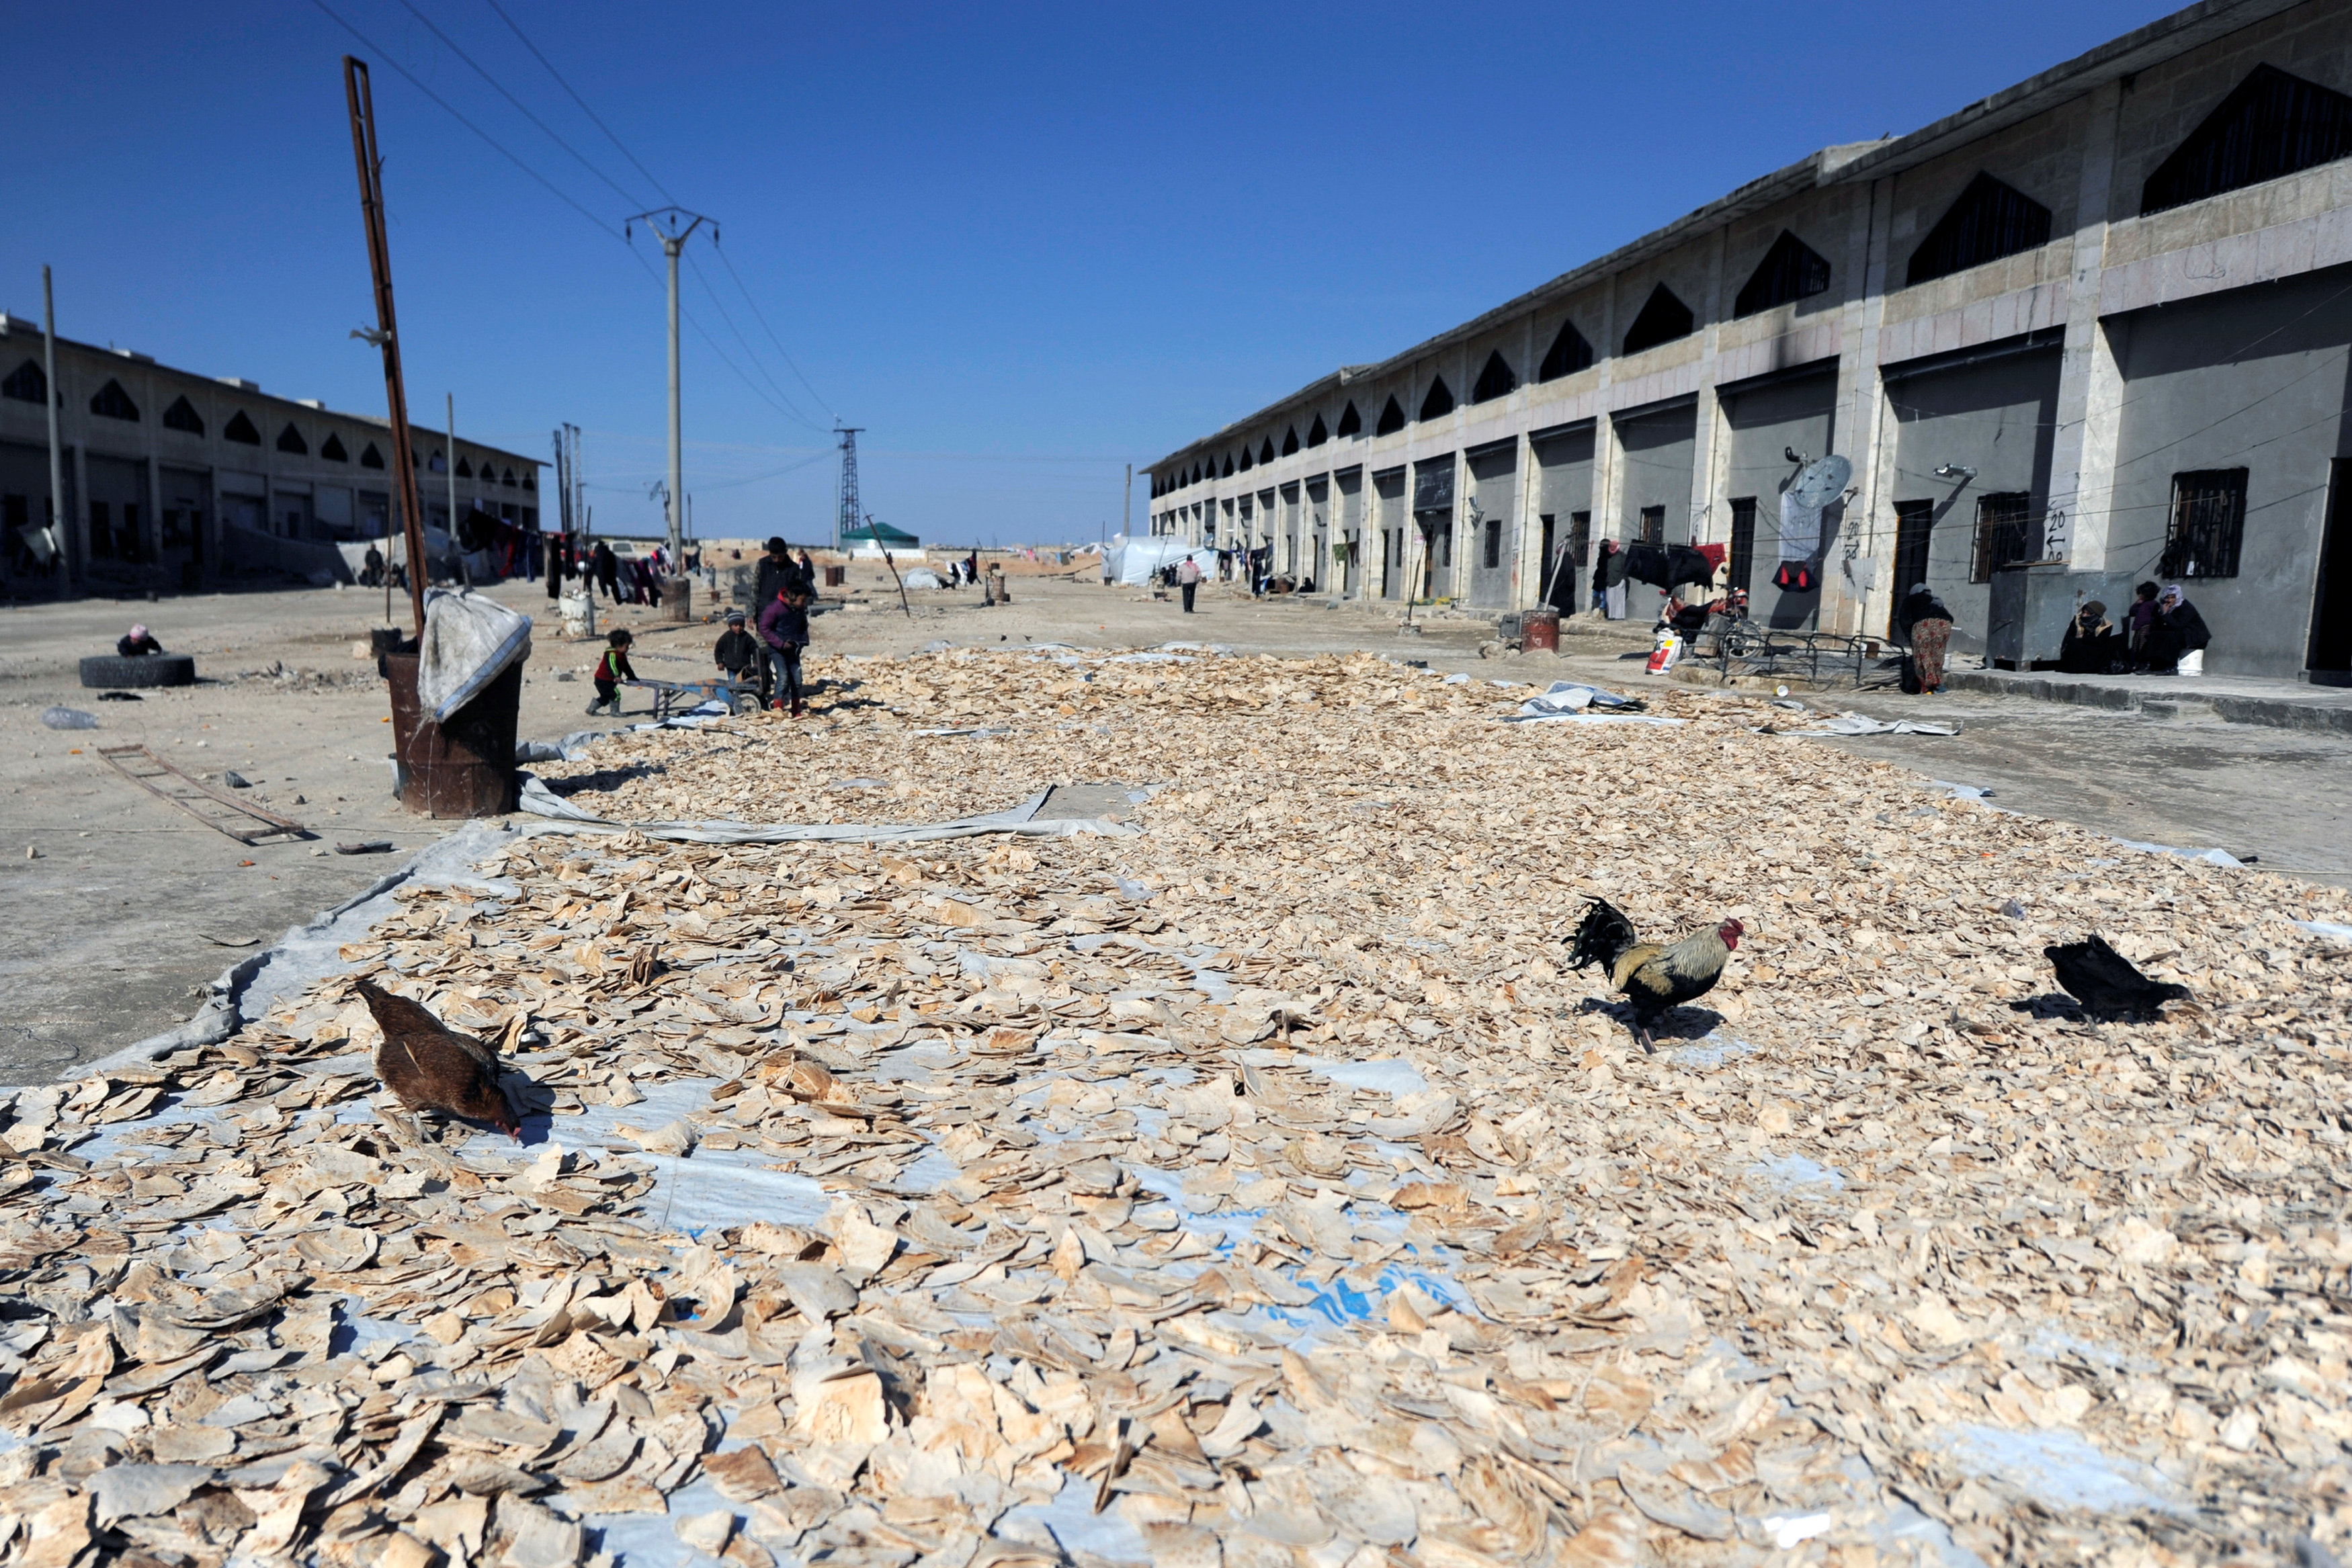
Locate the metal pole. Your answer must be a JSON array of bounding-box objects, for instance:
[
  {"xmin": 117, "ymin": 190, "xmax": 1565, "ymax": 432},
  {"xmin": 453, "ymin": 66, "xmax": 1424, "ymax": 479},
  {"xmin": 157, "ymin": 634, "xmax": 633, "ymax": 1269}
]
[
  {"xmin": 1122, "ymin": 463, "xmax": 1131, "ymax": 541},
  {"xmin": 446, "ymin": 392, "xmax": 458, "ymax": 581},
  {"xmin": 663, "ymin": 232, "xmax": 683, "ymax": 567},
  {"xmin": 343, "ymin": 56, "xmax": 430, "ymax": 635},
  {"xmin": 40, "ymin": 267, "xmax": 67, "ymax": 589}
]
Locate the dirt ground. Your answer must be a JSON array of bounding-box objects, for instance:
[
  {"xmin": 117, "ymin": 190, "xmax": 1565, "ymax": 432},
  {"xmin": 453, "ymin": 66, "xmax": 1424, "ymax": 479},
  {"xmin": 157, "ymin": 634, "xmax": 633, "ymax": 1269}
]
[{"xmin": 5, "ymin": 562, "xmax": 2349, "ymax": 1084}]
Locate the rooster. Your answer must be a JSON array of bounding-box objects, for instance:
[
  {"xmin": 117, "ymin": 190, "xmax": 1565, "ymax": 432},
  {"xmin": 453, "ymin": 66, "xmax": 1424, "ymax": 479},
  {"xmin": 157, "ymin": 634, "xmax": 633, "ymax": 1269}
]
[
  {"xmin": 1566, "ymin": 899, "xmax": 1742, "ymax": 1050},
  {"xmin": 2044, "ymin": 936, "xmax": 2191, "ymax": 1018},
  {"xmin": 349, "ymin": 977, "xmax": 521, "ymax": 1138}
]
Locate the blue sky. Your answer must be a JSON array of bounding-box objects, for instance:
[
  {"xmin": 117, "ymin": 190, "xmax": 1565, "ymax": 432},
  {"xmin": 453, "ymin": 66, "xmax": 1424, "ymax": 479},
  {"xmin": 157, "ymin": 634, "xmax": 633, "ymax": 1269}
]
[{"xmin": 3, "ymin": 1, "xmax": 2167, "ymax": 546}]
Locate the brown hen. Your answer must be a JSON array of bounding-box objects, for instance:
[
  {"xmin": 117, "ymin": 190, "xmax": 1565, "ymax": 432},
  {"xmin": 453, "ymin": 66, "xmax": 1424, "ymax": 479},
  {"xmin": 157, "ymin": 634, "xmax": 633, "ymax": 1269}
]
[{"xmin": 350, "ymin": 977, "xmax": 520, "ymax": 1137}]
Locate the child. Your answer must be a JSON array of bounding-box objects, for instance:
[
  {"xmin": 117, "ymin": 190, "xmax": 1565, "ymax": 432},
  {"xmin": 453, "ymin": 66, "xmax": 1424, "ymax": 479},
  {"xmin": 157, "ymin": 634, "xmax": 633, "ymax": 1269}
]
[
  {"xmin": 757, "ymin": 583, "xmax": 810, "ymax": 716},
  {"xmin": 713, "ymin": 610, "xmax": 759, "ymax": 683},
  {"xmin": 586, "ymin": 629, "xmax": 635, "ymax": 715}
]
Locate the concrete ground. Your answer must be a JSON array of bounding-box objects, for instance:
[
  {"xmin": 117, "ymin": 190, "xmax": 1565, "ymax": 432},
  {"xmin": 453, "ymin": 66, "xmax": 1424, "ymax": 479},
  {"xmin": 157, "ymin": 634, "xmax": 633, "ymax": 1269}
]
[{"xmin": 7, "ymin": 563, "xmax": 2349, "ymax": 1084}]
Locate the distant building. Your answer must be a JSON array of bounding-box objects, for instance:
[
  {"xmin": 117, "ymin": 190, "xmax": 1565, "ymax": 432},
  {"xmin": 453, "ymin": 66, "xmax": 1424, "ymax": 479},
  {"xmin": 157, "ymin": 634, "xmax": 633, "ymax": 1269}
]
[
  {"xmin": 0, "ymin": 314, "xmax": 544, "ymax": 597},
  {"xmin": 841, "ymin": 521, "xmax": 923, "ymax": 559},
  {"xmin": 1147, "ymin": 0, "xmax": 2352, "ymax": 681}
]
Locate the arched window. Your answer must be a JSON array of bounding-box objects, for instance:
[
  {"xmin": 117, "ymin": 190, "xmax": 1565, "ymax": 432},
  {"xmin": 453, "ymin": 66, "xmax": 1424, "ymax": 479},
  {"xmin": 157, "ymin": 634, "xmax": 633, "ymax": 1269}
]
[
  {"xmin": 2142, "ymin": 64, "xmax": 2352, "ymax": 214},
  {"xmin": 503, "ymin": 468, "xmax": 517, "ymax": 488},
  {"xmin": 277, "ymin": 423, "xmax": 308, "ymax": 455},
  {"xmin": 522, "ymin": 470, "xmax": 534, "ymax": 491},
  {"xmin": 1418, "ymin": 376, "xmax": 1454, "ymax": 421},
  {"xmin": 1374, "ymin": 396, "xmax": 1405, "ymax": 437},
  {"xmin": 427, "ymin": 449, "xmax": 446, "ymax": 474},
  {"xmin": 1734, "ymin": 231, "xmax": 1833, "ymax": 316},
  {"xmin": 163, "ymin": 396, "xmax": 205, "ymax": 435},
  {"xmin": 1238, "ymin": 444, "xmax": 1254, "ymax": 472},
  {"xmin": 1538, "ymin": 320, "xmax": 1594, "ymax": 380},
  {"xmin": 1258, "ymin": 438, "xmax": 1275, "ymax": 465},
  {"xmin": 1, "ymin": 360, "xmax": 46, "ymax": 404},
  {"xmin": 1306, "ymin": 413, "xmax": 1328, "ymax": 447},
  {"xmin": 360, "ymin": 442, "xmax": 386, "ymax": 469},
  {"xmin": 321, "ymin": 432, "xmax": 349, "ymax": 462},
  {"xmin": 89, "ymin": 379, "xmax": 140, "ymax": 421},
  {"xmin": 1221, "ymin": 453, "xmax": 1234, "ymax": 478},
  {"xmin": 1622, "ymin": 284, "xmax": 1695, "ymax": 354},
  {"xmin": 456, "ymin": 455, "xmax": 473, "ymax": 478},
  {"xmin": 1336, "ymin": 401, "xmax": 1363, "ymax": 438},
  {"xmin": 1906, "ymin": 173, "xmax": 2051, "ymax": 288},
  {"xmin": 224, "ymin": 410, "xmax": 261, "ymax": 445},
  {"xmin": 1281, "ymin": 426, "xmax": 1300, "ymax": 455},
  {"xmin": 1470, "ymin": 351, "xmax": 1517, "ymax": 404}
]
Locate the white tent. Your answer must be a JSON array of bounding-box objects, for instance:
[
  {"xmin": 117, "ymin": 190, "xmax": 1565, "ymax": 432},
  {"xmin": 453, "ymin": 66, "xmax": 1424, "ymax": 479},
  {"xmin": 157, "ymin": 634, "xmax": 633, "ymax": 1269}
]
[{"xmin": 1101, "ymin": 534, "xmax": 1217, "ymax": 586}]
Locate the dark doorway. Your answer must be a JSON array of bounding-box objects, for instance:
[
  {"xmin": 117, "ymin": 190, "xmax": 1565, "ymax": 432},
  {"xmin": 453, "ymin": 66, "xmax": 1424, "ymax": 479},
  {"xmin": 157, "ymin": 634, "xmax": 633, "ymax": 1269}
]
[
  {"xmin": 2312, "ymin": 459, "xmax": 2352, "ymax": 679},
  {"xmin": 1891, "ymin": 498, "xmax": 1935, "ymax": 636},
  {"xmin": 1728, "ymin": 498, "xmax": 1757, "ymax": 594}
]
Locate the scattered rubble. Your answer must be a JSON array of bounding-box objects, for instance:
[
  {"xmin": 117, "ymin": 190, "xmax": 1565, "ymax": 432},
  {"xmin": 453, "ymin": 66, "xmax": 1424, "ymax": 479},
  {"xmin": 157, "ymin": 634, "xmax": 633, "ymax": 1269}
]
[{"xmin": 1, "ymin": 647, "xmax": 2347, "ymax": 1567}]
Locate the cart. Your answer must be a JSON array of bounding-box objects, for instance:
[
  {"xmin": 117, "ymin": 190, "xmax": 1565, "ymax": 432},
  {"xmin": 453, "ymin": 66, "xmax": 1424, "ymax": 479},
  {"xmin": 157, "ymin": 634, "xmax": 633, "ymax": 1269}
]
[{"xmin": 624, "ymin": 677, "xmax": 761, "ymax": 719}]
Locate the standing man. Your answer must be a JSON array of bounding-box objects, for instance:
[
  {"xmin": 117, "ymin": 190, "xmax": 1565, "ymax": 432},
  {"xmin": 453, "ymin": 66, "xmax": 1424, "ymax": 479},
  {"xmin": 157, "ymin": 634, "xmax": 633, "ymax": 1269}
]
[{"xmin": 1176, "ymin": 552, "xmax": 1202, "ymax": 613}]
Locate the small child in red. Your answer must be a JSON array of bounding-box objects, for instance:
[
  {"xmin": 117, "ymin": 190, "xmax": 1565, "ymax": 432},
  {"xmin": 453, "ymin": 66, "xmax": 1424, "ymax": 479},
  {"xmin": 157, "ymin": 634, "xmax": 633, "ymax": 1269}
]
[{"xmin": 586, "ymin": 629, "xmax": 635, "ymax": 715}]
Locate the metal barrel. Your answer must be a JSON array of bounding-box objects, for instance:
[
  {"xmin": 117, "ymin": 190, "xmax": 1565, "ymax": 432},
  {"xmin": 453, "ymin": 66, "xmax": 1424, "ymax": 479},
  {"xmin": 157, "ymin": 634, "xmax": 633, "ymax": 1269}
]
[
  {"xmin": 664, "ymin": 575, "xmax": 693, "ymax": 623},
  {"xmin": 382, "ymin": 652, "xmax": 521, "ymax": 818},
  {"xmin": 1523, "ymin": 609, "xmax": 1561, "ymax": 652}
]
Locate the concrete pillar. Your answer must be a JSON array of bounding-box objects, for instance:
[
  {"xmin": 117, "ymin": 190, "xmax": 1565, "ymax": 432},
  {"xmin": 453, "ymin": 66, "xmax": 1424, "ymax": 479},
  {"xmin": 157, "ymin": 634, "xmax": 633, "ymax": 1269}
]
[
  {"xmin": 1686, "ymin": 228, "xmax": 1728, "ymax": 549},
  {"xmin": 1589, "ymin": 275, "xmax": 1624, "ymax": 578},
  {"xmin": 2050, "ymin": 81, "xmax": 2126, "ymax": 568},
  {"xmin": 1832, "ymin": 175, "xmax": 1900, "ymax": 637},
  {"xmin": 69, "ymin": 442, "xmax": 89, "ymax": 583}
]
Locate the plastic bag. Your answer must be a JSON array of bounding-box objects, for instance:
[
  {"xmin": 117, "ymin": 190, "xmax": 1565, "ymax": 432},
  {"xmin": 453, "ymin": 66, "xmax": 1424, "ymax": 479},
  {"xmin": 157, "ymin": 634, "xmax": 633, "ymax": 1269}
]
[{"xmin": 40, "ymin": 707, "xmax": 98, "ymax": 730}]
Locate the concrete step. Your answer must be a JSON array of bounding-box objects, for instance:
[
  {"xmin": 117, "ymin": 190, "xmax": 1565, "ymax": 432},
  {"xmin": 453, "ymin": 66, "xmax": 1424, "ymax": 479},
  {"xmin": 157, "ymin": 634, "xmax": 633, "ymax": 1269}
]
[{"xmin": 1945, "ymin": 667, "xmax": 2352, "ymax": 735}]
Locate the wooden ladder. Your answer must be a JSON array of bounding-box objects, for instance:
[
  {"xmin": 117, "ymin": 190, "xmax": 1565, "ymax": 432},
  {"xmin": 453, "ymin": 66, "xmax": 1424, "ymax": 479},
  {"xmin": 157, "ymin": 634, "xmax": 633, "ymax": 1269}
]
[{"xmin": 95, "ymin": 744, "xmax": 314, "ymax": 846}]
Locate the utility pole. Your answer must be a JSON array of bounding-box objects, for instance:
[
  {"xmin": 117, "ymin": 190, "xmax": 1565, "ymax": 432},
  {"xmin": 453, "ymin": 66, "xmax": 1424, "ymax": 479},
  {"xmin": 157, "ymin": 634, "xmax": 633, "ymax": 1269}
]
[
  {"xmin": 342, "ymin": 56, "xmax": 430, "ymax": 634},
  {"xmin": 1123, "ymin": 463, "xmax": 1132, "ymax": 541},
  {"xmin": 626, "ymin": 208, "xmax": 714, "ymax": 568},
  {"xmin": 40, "ymin": 267, "xmax": 67, "ymax": 586},
  {"xmin": 835, "ymin": 425, "xmax": 864, "ymax": 552}
]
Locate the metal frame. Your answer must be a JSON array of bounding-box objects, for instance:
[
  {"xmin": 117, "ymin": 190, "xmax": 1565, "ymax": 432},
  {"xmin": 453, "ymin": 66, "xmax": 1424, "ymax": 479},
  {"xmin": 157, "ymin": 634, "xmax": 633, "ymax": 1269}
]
[{"xmin": 97, "ymin": 746, "xmax": 313, "ymax": 845}]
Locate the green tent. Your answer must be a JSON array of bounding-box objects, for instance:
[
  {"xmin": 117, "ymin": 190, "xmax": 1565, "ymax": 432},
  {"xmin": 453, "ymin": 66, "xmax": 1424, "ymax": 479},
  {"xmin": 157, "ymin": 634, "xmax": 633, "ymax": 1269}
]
[{"xmin": 841, "ymin": 521, "xmax": 920, "ymax": 549}]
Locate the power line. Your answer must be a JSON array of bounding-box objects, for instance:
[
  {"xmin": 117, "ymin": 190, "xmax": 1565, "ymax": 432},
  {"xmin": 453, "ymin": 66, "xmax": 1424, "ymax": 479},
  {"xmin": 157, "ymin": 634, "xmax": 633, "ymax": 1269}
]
[
  {"xmin": 307, "ymin": 0, "xmax": 622, "ymax": 238},
  {"xmin": 682, "ymin": 249, "xmax": 828, "ymax": 433},
  {"xmin": 387, "ymin": 0, "xmax": 649, "ymax": 209},
  {"xmin": 479, "ymin": 0, "xmax": 679, "ymax": 208},
  {"xmin": 710, "ymin": 244, "xmax": 837, "ymax": 423}
]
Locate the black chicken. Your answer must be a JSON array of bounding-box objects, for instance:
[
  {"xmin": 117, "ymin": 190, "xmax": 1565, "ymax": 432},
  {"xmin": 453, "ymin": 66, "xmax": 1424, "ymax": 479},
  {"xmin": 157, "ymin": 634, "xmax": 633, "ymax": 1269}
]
[{"xmin": 2043, "ymin": 935, "xmax": 2191, "ymax": 1018}]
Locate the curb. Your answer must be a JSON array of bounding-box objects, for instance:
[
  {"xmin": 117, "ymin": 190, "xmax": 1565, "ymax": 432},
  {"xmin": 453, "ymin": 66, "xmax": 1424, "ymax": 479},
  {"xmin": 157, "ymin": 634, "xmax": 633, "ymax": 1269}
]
[{"xmin": 1944, "ymin": 670, "xmax": 2352, "ymax": 735}]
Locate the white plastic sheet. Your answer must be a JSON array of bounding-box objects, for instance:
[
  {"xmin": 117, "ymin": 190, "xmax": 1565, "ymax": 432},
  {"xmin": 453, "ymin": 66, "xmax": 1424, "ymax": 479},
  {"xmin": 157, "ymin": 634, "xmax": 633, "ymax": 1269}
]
[
  {"xmin": 1099, "ymin": 533, "xmax": 1217, "ymax": 586},
  {"xmin": 417, "ymin": 588, "xmax": 532, "ymax": 722}
]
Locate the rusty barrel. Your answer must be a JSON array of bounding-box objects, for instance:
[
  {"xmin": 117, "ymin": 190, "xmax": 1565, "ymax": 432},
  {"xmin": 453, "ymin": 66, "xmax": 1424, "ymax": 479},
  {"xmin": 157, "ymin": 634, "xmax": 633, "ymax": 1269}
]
[
  {"xmin": 383, "ymin": 652, "xmax": 521, "ymax": 818},
  {"xmin": 824, "ymin": 564, "xmax": 847, "ymax": 588},
  {"xmin": 664, "ymin": 575, "xmax": 693, "ymax": 623},
  {"xmin": 1522, "ymin": 609, "xmax": 1561, "ymax": 652}
]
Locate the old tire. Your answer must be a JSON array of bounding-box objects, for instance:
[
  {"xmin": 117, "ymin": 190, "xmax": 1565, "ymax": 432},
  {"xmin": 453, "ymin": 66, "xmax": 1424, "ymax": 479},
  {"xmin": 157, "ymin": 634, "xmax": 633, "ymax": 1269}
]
[{"xmin": 79, "ymin": 654, "xmax": 196, "ymax": 689}]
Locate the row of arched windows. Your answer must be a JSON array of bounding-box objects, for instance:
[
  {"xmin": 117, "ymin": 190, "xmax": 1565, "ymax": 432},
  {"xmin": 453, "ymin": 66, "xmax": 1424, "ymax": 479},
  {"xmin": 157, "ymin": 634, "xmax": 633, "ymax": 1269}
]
[{"xmin": 1, "ymin": 361, "xmax": 530, "ymax": 488}]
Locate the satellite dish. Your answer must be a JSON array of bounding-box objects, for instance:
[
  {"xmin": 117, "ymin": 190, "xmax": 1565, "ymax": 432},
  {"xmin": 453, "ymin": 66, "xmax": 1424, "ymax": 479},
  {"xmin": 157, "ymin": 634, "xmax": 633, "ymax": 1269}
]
[{"xmin": 1788, "ymin": 454, "xmax": 1852, "ymax": 509}]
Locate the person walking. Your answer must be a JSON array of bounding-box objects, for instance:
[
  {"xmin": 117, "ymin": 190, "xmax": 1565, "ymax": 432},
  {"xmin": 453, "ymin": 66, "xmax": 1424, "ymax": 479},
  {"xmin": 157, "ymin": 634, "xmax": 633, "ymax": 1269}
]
[
  {"xmin": 1177, "ymin": 552, "xmax": 1202, "ymax": 613},
  {"xmin": 591, "ymin": 540, "xmax": 620, "ymax": 603},
  {"xmin": 1895, "ymin": 582, "xmax": 1955, "ymax": 693},
  {"xmin": 585, "ymin": 629, "xmax": 635, "ymax": 715},
  {"xmin": 758, "ymin": 580, "xmax": 811, "ymax": 716}
]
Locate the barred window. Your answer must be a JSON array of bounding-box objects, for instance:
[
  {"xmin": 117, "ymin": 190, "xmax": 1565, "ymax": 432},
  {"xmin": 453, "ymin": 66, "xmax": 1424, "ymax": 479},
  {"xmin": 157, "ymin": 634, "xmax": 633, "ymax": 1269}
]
[
  {"xmin": 2163, "ymin": 469, "xmax": 2247, "ymax": 579},
  {"xmin": 1639, "ymin": 505, "xmax": 1665, "ymax": 546},
  {"xmin": 1970, "ymin": 492, "xmax": 2035, "ymax": 582}
]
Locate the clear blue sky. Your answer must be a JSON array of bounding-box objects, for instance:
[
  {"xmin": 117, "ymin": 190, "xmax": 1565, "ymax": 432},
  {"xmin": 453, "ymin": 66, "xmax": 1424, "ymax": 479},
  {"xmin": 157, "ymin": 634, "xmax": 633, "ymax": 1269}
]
[{"xmin": 3, "ymin": 0, "xmax": 2168, "ymax": 546}]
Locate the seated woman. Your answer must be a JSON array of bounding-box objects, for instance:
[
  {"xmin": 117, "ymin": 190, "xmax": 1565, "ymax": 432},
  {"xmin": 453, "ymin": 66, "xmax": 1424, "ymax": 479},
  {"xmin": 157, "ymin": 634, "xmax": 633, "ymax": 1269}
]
[
  {"xmin": 2141, "ymin": 584, "xmax": 2212, "ymax": 674},
  {"xmin": 1895, "ymin": 584, "xmax": 1954, "ymax": 694},
  {"xmin": 2058, "ymin": 601, "xmax": 2122, "ymax": 673}
]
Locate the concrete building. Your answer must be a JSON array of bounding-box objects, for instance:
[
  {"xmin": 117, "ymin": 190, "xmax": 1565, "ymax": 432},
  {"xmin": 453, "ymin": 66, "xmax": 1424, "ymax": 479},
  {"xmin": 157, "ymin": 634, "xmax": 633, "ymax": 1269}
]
[
  {"xmin": 1146, "ymin": 0, "xmax": 2352, "ymax": 681},
  {"xmin": 0, "ymin": 314, "xmax": 544, "ymax": 598}
]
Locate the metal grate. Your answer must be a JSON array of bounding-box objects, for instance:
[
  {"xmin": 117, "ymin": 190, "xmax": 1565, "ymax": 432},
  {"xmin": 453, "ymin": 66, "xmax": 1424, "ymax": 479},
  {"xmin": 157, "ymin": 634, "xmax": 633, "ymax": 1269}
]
[
  {"xmin": 1970, "ymin": 492, "xmax": 2036, "ymax": 582},
  {"xmin": 2162, "ymin": 468, "xmax": 2247, "ymax": 579}
]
